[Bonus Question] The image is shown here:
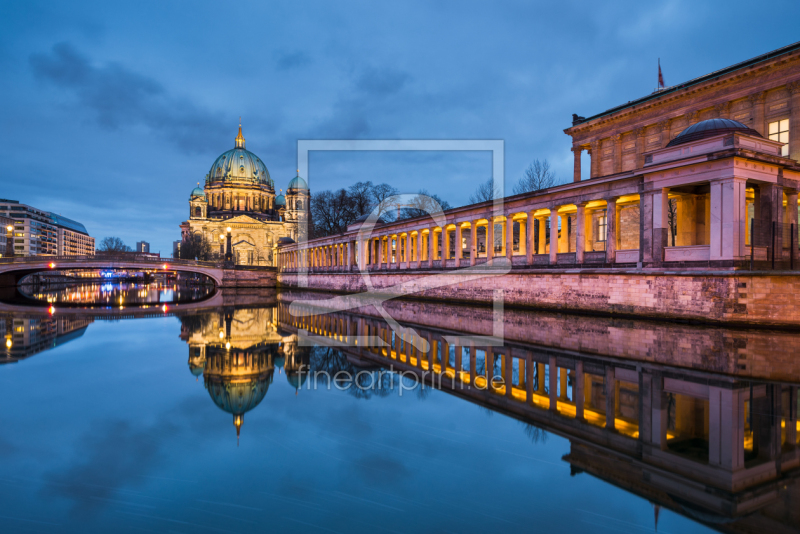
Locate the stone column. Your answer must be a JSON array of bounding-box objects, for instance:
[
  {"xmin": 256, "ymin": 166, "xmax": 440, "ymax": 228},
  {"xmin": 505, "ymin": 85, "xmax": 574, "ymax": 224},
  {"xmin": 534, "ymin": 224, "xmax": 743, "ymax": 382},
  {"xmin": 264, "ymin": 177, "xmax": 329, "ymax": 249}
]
[
  {"xmin": 506, "ymin": 216, "xmax": 514, "ymax": 261},
  {"xmin": 404, "ymin": 233, "xmax": 410, "ymax": 268},
  {"xmin": 470, "ymin": 221, "xmax": 478, "ymax": 266},
  {"xmin": 613, "ymin": 133, "xmax": 623, "ymax": 174},
  {"xmin": 635, "ymin": 127, "xmax": 647, "ymax": 169},
  {"xmin": 789, "ymin": 190, "xmax": 799, "ymax": 265},
  {"xmin": 759, "ymin": 184, "xmax": 779, "ymax": 260},
  {"xmin": 486, "ymin": 217, "xmax": 494, "ymax": 261},
  {"xmin": 789, "ymin": 82, "xmax": 800, "ymax": 162},
  {"xmin": 659, "ymin": 119, "xmax": 671, "ymax": 149},
  {"xmin": 454, "ymin": 224, "xmax": 462, "ymax": 268},
  {"xmin": 576, "ymin": 202, "xmax": 587, "ymax": 264},
  {"xmin": 606, "ymin": 197, "xmax": 618, "ymax": 263},
  {"xmin": 549, "ymin": 209, "xmax": 558, "ymax": 264},
  {"xmin": 750, "ymin": 92, "xmax": 766, "ymax": 136},
  {"xmin": 652, "ymin": 188, "xmax": 669, "ymax": 263},
  {"xmin": 428, "ymin": 228, "xmax": 435, "ymax": 268},
  {"xmin": 537, "ymin": 217, "xmax": 546, "ymax": 255},
  {"xmin": 526, "ymin": 213, "xmax": 535, "ymax": 265},
  {"xmin": 572, "ymin": 145, "xmax": 582, "ymax": 182},
  {"xmin": 454, "ymin": 344, "xmax": 462, "ymax": 379},
  {"xmin": 710, "ymin": 178, "xmax": 747, "ymax": 261},
  {"xmin": 589, "ymin": 140, "xmax": 599, "ymax": 179}
]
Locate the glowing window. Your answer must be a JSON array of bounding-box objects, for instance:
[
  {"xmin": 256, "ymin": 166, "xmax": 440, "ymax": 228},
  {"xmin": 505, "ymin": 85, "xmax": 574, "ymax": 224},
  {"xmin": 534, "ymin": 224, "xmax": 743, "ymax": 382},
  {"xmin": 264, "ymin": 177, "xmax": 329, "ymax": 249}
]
[{"xmin": 769, "ymin": 119, "xmax": 789, "ymax": 156}]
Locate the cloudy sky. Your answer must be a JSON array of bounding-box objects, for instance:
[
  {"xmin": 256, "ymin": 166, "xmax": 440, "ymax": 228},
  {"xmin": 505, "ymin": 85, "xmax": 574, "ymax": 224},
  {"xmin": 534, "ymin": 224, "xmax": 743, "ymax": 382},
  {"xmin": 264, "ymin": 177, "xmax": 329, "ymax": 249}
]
[{"xmin": 1, "ymin": 0, "xmax": 798, "ymax": 254}]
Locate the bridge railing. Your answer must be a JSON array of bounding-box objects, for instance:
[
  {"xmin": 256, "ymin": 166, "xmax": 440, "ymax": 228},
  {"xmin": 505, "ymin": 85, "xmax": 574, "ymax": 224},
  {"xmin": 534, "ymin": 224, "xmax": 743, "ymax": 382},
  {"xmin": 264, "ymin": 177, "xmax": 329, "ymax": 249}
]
[{"xmin": 0, "ymin": 255, "xmax": 222, "ymax": 268}]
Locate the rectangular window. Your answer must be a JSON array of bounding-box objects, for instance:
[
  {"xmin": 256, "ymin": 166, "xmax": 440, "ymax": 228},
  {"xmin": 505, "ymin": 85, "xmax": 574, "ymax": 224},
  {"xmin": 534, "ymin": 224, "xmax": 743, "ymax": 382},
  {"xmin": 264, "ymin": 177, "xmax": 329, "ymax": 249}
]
[
  {"xmin": 598, "ymin": 212, "xmax": 608, "ymax": 242},
  {"xmin": 769, "ymin": 119, "xmax": 789, "ymax": 156}
]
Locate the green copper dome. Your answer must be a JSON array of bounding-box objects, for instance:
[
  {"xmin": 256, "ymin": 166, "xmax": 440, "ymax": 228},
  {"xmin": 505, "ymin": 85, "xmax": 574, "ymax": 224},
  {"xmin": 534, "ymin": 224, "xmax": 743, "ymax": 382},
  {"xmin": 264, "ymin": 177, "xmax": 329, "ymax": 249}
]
[
  {"xmin": 275, "ymin": 194, "xmax": 286, "ymax": 207},
  {"xmin": 287, "ymin": 173, "xmax": 308, "ymax": 191},
  {"xmin": 190, "ymin": 186, "xmax": 206, "ymax": 200},
  {"xmin": 207, "ymin": 126, "xmax": 274, "ymax": 188}
]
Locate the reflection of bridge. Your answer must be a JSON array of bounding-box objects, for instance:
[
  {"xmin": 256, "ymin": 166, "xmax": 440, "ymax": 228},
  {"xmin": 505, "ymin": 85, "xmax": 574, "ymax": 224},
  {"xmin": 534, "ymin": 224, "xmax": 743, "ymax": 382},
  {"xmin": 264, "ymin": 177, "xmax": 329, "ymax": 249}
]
[
  {"xmin": 0, "ymin": 255, "xmax": 277, "ymax": 288},
  {"xmin": 275, "ymin": 295, "xmax": 800, "ymax": 534}
]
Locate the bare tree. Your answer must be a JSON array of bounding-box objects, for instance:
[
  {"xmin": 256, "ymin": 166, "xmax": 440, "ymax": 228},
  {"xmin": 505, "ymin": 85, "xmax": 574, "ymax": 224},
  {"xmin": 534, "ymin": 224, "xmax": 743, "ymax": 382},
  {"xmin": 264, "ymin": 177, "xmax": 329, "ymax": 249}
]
[
  {"xmin": 667, "ymin": 198, "xmax": 677, "ymax": 246},
  {"xmin": 311, "ymin": 189, "xmax": 356, "ymax": 237},
  {"xmin": 348, "ymin": 181, "xmax": 375, "ymax": 217},
  {"xmin": 513, "ymin": 159, "xmax": 557, "ymax": 195},
  {"xmin": 97, "ymin": 237, "xmax": 132, "ymax": 252},
  {"xmin": 371, "ymin": 183, "xmax": 399, "ymax": 220},
  {"xmin": 469, "ymin": 178, "xmax": 502, "ymax": 204},
  {"xmin": 398, "ymin": 189, "xmax": 452, "ymax": 220},
  {"xmin": 180, "ymin": 233, "xmax": 213, "ymax": 260}
]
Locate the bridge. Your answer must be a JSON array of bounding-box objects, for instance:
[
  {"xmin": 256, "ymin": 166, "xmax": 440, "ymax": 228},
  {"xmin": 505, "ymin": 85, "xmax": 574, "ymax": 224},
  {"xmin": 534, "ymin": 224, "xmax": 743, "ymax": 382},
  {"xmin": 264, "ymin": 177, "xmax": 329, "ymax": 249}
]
[{"xmin": 0, "ymin": 255, "xmax": 277, "ymax": 288}]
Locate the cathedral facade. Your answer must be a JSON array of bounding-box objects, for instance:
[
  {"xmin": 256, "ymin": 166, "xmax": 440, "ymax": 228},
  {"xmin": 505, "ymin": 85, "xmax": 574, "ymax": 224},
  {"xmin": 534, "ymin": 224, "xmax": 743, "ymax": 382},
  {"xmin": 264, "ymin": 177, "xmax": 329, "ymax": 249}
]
[{"xmin": 179, "ymin": 125, "xmax": 309, "ymax": 265}]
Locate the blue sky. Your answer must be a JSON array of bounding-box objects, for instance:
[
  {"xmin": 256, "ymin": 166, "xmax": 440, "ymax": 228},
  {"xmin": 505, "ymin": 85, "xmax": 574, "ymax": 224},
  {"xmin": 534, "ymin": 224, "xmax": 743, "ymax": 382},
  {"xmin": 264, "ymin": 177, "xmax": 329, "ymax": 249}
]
[{"xmin": 1, "ymin": 0, "xmax": 798, "ymax": 254}]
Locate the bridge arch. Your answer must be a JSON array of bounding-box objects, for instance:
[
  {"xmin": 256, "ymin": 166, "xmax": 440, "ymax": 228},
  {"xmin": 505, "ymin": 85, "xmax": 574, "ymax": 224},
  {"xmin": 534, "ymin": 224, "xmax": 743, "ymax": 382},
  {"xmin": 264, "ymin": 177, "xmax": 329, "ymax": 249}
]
[{"xmin": 0, "ymin": 257, "xmax": 225, "ymax": 287}]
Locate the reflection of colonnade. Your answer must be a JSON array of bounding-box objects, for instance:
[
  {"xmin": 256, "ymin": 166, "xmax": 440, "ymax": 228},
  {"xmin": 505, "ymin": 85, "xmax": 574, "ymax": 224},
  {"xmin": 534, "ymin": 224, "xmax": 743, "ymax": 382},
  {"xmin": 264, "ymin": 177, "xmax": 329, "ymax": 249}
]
[{"xmin": 276, "ymin": 301, "xmax": 800, "ymax": 529}]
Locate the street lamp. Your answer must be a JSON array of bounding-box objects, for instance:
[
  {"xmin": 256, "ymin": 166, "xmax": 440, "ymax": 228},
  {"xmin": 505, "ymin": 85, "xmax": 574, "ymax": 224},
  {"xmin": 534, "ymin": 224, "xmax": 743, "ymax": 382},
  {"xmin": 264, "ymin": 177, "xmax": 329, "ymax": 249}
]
[
  {"xmin": 225, "ymin": 227, "xmax": 233, "ymax": 263},
  {"xmin": 219, "ymin": 234, "xmax": 226, "ymax": 258}
]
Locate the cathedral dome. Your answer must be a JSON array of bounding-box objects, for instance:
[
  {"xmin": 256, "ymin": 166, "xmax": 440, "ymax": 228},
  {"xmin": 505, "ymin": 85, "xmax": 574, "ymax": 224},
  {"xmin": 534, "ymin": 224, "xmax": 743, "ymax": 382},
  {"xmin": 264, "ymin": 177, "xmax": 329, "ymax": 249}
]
[
  {"xmin": 667, "ymin": 119, "xmax": 762, "ymax": 147},
  {"xmin": 288, "ymin": 173, "xmax": 308, "ymax": 191},
  {"xmin": 207, "ymin": 126, "xmax": 274, "ymax": 188},
  {"xmin": 190, "ymin": 185, "xmax": 206, "ymax": 200},
  {"xmin": 275, "ymin": 194, "xmax": 286, "ymax": 207}
]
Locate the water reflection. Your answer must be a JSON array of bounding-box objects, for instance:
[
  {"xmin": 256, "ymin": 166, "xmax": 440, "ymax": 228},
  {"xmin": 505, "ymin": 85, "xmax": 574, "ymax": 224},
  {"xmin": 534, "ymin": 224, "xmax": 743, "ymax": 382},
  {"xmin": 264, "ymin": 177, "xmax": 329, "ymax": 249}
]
[
  {"xmin": 16, "ymin": 280, "xmax": 214, "ymax": 306},
  {"xmin": 2, "ymin": 290, "xmax": 800, "ymax": 532}
]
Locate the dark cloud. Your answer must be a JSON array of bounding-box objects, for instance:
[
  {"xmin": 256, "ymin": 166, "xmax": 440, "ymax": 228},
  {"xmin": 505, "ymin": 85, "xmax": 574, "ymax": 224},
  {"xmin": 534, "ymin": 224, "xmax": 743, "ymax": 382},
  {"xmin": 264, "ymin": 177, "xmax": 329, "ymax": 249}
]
[
  {"xmin": 29, "ymin": 42, "xmax": 228, "ymax": 154},
  {"xmin": 275, "ymin": 50, "xmax": 312, "ymax": 71},
  {"xmin": 42, "ymin": 419, "xmax": 176, "ymax": 515},
  {"xmin": 352, "ymin": 452, "xmax": 409, "ymax": 486},
  {"xmin": 355, "ymin": 66, "xmax": 410, "ymax": 97}
]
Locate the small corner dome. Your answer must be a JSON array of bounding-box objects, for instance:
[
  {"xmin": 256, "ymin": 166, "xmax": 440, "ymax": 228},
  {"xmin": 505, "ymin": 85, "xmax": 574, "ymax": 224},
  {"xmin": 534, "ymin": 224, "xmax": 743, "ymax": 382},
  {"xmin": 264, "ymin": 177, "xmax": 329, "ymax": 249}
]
[
  {"xmin": 288, "ymin": 174, "xmax": 308, "ymax": 191},
  {"xmin": 277, "ymin": 236, "xmax": 295, "ymax": 245},
  {"xmin": 190, "ymin": 186, "xmax": 206, "ymax": 200},
  {"xmin": 275, "ymin": 194, "xmax": 286, "ymax": 207},
  {"xmin": 666, "ymin": 118, "xmax": 762, "ymax": 147}
]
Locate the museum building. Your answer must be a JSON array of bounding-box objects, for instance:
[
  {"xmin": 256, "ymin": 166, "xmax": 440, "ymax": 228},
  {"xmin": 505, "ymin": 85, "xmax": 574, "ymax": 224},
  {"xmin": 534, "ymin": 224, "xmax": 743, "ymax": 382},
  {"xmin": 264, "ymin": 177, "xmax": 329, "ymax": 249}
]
[
  {"xmin": 180, "ymin": 125, "xmax": 309, "ymax": 265},
  {"xmin": 277, "ymin": 41, "xmax": 800, "ymax": 273}
]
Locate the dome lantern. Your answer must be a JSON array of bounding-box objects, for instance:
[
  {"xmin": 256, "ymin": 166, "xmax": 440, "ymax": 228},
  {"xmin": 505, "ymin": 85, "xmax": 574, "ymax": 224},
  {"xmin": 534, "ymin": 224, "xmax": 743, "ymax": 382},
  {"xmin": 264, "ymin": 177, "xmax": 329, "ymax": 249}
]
[{"xmin": 235, "ymin": 118, "xmax": 245, "ymax": 149}]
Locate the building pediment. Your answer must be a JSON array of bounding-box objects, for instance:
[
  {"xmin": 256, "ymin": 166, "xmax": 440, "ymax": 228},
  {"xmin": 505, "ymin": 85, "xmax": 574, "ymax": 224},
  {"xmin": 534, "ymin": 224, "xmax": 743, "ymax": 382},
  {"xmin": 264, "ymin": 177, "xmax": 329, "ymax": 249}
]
[{"xmin": 222, "ymin": 215, "xmax": 268, "ymax": 226}]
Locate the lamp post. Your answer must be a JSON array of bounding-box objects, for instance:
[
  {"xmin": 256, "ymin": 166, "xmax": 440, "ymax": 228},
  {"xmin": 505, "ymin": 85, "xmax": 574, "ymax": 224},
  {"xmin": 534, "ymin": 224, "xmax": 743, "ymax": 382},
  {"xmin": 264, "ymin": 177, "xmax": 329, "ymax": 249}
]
[
  {"xmin": 219, "ymin": 234, "xmax": 225, "ymax": 259},
  {"xmin": 225, "ymin": 226, "xmax": 233, "ymax": 264},
  {"xmin": 5, "ymin": 225, "xmax": 13, "ymax": 258}
]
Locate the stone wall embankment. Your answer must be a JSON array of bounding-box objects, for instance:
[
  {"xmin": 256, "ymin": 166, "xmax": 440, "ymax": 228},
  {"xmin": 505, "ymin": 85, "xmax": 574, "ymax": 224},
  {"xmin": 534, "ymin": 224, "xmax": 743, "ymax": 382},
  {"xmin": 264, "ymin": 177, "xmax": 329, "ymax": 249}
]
[{"xmin": 277, "ymin": 269, "xmax": 800, "ymax": 327}]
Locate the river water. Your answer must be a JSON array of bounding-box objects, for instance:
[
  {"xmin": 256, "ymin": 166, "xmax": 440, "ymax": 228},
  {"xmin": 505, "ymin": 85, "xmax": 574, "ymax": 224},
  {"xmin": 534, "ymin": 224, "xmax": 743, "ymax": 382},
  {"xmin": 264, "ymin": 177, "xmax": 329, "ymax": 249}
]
[{"xmin": 0, "ymin": 284, "xmax": 797, "ymax": 533}]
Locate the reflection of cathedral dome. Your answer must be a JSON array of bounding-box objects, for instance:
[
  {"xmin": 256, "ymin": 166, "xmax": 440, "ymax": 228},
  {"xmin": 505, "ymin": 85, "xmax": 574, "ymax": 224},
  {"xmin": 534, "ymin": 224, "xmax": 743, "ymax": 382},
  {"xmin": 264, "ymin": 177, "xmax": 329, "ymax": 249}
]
[
  {"xmin": 206, "ymin": 379, "xmax": 271, "ymax": 415},
  {"xmin": 274, "ymin": 355, "xmax": 285, "ymax": 369},
  {"xmin": 189, "ymin": 361, "xmax": 205, "ymax": 378},
  {"xmin": 207, "ymin": 126, "xmax": 274, "ymax": 188},
  {"xmin": 287, "ymin": 371, "xmax": 308, "ymax": 390}
]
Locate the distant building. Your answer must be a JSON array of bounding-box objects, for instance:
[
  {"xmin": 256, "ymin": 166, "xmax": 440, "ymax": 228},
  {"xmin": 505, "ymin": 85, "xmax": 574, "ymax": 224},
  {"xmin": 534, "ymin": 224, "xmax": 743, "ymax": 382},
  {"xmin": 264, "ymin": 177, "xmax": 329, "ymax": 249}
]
[
  {"xmin": 173, "ymin": 240, "xmax": 182, "ymax": 259},
  {"xmin": 136, "ymin": 241, "xmax": 150, "ymax": 253},
  {"xmin": 0, "ymin": 214, "xmax": 14, "ymax": 257},
  {"xmin": 0, "ymin": 199, "xmax": 94, "ymax": 256}
]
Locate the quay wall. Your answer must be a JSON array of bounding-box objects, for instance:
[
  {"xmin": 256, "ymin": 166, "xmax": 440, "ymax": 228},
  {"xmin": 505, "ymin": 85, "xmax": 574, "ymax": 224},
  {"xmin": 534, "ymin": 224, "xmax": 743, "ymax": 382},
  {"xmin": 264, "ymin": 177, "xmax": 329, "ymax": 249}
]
[
  {"xmin": 277, "ymin": 289, "xmax": 800, "ymax": 383},
  {"xmin": 220, "ymin": 267, "xmax": 276, "ymax": 288},
  {"xmin": 276, "ymin": 269, "xmax": 800, "ymax": 327}
]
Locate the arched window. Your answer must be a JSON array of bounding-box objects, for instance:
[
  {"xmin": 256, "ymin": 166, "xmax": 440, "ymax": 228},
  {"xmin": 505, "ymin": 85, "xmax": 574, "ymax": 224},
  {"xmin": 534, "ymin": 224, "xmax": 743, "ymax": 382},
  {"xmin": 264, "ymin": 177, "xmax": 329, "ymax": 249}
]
[
  {"xmin": 297, "ymin": 200, "xmax": 303, "ymax": 210},
  {"xmin": 194, "ymin": 206, "xmax": 202, "ymax": 217}
]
